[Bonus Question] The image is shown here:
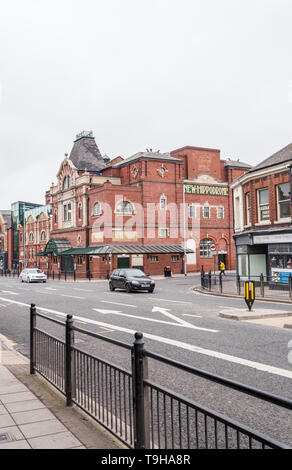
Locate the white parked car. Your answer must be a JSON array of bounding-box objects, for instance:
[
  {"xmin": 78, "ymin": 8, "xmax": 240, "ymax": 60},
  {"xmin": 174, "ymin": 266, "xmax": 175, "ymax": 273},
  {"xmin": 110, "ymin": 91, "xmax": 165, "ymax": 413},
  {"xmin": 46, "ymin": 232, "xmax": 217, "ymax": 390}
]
[{"xmin": 19, "ymin": 269, "xmax": 47, "ymax": 283}]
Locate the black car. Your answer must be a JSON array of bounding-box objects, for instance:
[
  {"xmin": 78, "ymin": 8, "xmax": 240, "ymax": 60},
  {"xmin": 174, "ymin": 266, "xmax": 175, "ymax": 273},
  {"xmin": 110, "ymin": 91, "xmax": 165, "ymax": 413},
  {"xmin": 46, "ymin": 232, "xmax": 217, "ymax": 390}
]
[{"xmin": 109, "ymin": 269, "xmax": 155, "ymax": 293}]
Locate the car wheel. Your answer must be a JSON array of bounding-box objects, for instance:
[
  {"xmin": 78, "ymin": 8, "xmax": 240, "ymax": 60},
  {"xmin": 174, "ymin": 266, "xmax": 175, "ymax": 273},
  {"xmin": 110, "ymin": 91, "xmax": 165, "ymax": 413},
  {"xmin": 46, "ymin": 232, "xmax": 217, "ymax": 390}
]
[
  {"xmin": 43, "ymin": 280, "xmax": 46, "ymax": 283},
  {"xmin": 125, "ymin": 283, "xmax": 132, "ymax": 293},
  {"xmin": 109, "ymin": 282, "xmax": 115, "ymax": 291}
]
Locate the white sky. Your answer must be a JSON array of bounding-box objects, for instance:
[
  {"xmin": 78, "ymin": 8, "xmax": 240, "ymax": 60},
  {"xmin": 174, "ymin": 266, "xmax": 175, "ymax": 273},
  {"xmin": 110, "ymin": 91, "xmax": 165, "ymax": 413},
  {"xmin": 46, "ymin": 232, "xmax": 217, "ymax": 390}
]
[{"xmin": 0, "ymin": 0, "xmax": 292, "ymax": 208}]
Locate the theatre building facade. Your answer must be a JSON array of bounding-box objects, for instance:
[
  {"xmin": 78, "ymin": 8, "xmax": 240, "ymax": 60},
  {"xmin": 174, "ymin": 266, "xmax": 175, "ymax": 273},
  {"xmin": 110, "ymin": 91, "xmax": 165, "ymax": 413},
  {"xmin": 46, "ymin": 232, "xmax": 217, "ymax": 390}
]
[
  {"xmin": 232, "ymin": 142, "xmax": 292, "ymax": 283},
  {"xmin": 24, "ymin": 131, "xmax": 250, "ymax": 278}
]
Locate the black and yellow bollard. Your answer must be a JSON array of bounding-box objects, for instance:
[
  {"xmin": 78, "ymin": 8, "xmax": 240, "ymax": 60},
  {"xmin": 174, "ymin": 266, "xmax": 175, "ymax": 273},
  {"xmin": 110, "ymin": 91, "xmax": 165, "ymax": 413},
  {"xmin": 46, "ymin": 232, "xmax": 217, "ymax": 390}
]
[{"xmin": 244, "ymin": 280, "xmax": 255, "ymax": 311}]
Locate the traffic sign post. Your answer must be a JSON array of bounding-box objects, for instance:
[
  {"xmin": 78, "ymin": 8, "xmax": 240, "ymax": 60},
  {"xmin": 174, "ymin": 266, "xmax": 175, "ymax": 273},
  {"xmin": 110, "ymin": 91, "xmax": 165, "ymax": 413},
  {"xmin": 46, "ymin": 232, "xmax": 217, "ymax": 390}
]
[
  {"xmin": 244, "ymin": 281, "xmax": 255, "ymax": 311},
  {"xmin": 210, "ymin": 244, "xmax": 216, "ymax": 274}
]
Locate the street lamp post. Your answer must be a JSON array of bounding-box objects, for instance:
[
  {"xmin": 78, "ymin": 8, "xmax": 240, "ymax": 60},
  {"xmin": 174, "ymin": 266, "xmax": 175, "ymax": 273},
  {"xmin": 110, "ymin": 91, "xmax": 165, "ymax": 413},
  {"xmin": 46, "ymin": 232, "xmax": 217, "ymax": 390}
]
[{"xmin": 182, "ymin": 183, "xmax": 187, "ymax": 277}]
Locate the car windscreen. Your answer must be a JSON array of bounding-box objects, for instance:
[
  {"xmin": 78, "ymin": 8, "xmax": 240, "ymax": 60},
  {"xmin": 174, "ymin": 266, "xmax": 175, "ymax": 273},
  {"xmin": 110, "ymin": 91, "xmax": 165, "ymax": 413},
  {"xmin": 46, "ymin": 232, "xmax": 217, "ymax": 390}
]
[
  {"xmin": 126, "ymin": 269, "xmax": 147, "ymax": 277},
  {"xmin": 29, "ymin": 269, "xmax": 43, "ymax": 273}
]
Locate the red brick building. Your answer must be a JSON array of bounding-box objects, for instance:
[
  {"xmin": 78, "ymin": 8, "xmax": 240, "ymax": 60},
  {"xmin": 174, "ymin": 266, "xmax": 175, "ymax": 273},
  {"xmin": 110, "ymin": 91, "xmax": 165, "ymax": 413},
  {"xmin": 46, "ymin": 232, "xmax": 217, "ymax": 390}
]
[
  {"xmin": 0, "ymin": 210, "xmax": 13, "ymax": 271},
  {"xmin": 29, "ymin": 131, "xmax": 250, "ymax": 278},
  {"xmin": 232, "ymin": 142, "xmax": 292, "ymax": 281}
]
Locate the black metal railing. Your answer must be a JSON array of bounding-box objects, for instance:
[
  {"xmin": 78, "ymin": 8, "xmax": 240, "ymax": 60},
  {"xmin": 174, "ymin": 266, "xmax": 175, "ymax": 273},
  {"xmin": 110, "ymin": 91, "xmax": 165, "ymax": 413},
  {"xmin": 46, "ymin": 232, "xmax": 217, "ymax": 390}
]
[
  {"xmin": 30, "ymin": 304, "xmax": 292, "ymax": 449},
  {"xmin": 201, "ymin": 269, "xmax": 292, "ymax": 300}
]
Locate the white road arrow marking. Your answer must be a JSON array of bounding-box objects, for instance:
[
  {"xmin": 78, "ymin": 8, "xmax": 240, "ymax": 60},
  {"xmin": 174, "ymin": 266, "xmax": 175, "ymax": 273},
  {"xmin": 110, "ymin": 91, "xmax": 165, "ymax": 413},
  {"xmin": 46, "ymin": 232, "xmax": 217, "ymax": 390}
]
[
  {"xmin": 1, "ymin": 296, "xmax": 292, "ymax": 378},
  {"xmin": 93, "ymin": 308, "xmax": 218, "ymax": 333},
  {"xmin": 152, "ymin": 306, "xmax": 196, "ymax": 328}
]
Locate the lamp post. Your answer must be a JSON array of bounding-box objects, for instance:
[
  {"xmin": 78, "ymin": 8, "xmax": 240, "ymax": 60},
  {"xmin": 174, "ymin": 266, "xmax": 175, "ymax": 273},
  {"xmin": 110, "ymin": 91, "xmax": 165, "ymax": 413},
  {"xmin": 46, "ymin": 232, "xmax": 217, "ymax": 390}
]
[{"xmin": 182, "ymin": 183, "xmax": 187, "ymax": 277}]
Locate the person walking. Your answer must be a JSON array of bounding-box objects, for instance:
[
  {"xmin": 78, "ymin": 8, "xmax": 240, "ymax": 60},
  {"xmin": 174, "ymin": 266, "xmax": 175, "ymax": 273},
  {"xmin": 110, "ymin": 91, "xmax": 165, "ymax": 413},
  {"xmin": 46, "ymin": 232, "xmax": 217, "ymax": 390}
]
[{"xmin": 220, "ymin": 260, "xmax": 226, "ymax": 276}]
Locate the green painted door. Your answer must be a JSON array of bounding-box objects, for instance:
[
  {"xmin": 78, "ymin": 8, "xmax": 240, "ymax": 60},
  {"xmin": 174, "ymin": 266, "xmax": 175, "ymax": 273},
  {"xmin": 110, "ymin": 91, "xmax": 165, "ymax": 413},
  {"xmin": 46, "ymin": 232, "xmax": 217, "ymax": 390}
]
[{"xmin": 117, "ymin": 257, "xmax": 130, "ymax": 269}]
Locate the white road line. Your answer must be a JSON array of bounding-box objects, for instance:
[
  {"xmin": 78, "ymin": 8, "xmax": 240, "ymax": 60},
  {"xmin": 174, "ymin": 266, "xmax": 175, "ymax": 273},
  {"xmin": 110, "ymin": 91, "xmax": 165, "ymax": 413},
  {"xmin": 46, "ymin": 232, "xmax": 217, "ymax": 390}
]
[
  {"xmin": 101, "ymin": 300, "xmax": 136, "ymax": 308},
  {"xmin": 147, "ymin": 297, "xmax": 192, "ymax": 305},
  {"xmin": 1, "ymin": 290, "xmax": 19, "ymax": 296},
  {"xmin": 73, "ymin": 288, "xmax": 93, "ymax": 293},
  {"xmin": 1, "ymin": 296, "xmax": 292, "ymax": 379},
  {"xmin": 182, "ymin": 314, "xmax": 202, "ymax": 318},
  {"xmin": 44, "ymin": 287, "xmax": 57, "ymax": 291},
  {"xmin": 152, "ymin": 307, "xmax": 197, "ymax": 328},
  {"xmin": 61, "ymin": 294, "xmax": 85, "ymax": 300}
]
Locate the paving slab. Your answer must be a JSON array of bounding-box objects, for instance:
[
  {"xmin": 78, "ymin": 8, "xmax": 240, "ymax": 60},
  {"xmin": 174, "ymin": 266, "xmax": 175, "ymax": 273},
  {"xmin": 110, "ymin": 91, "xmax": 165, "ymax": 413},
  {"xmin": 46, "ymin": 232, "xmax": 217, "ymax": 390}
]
[
  {"xmin": 0, "ymin": 413, "xmax": 16, "ymax": 427},
  {"xmin": 28, "ymin": 431, "xmax": 82, "ymax": 449},
  {"xmin": 5, "ymin": 399, "xmax": 46, "ymax": 414},
  {"xmin": 12, "ymin": 408, "xmax": 55, "ymax": 425},
  {"xmin": 0, "ymin": 391, "xmax": 36, "ymax": 404},
  {"xmin": 0, "ymin": 439, "xmax": 31, "ymax": 449},
  {"xmin": 19, "ymin": 419, "xmax": 67, "ymax": 439},
  {"xmin": 0, "ymin": 425, "xmax": 25, "ymax": 441}
]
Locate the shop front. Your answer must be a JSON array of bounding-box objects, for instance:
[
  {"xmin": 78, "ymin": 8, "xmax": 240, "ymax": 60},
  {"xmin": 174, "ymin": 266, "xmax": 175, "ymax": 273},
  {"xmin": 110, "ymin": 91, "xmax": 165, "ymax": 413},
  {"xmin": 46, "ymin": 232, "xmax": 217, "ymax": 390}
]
[{"xmin": 234, "ymin": 229, "xmax": 292, "ymax": 284}]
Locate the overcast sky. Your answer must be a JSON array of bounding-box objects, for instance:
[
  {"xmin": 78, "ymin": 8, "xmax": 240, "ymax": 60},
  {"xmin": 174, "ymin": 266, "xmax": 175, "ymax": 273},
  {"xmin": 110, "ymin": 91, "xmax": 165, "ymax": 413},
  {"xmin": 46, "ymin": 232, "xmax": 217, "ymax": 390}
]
[{"xmin": 0, "ymin": 0, "xmax": 292, "ymax": 209}]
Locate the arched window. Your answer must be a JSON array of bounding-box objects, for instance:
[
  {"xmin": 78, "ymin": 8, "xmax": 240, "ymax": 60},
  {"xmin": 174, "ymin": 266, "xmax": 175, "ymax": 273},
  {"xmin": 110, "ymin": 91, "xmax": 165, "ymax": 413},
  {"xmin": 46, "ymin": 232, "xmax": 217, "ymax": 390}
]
[
  {"xmin": 29, "ymin": 232, "xmax": 34, "ymax": 242},
  {"xmin": 160, "ymin": 195, "xmax": 167, "ymax": 211},
  {"xmin": 92, "ymin": 202, "xmax": 101, "ymax": 216},
  {"xmin": 40, "ymin": 231, "xmax": 46, "ymax": 241},
  {"xmin": 116, "ymin": 200, "xmax": 134, "ymax": 215},
  {"xmin": 54, "ymin": 209, "xmax": 57, "ymax": 224},
  {"xmin": 78, "ymin": 203, "xmax": 82, "ymax": 219},
  {"xmin": 62, "ymin": 175, "xmax": 72, "ymax": 191},
  {"xmin": 200, "ymin": 238, "xmax": 213, "ymax": 258}
]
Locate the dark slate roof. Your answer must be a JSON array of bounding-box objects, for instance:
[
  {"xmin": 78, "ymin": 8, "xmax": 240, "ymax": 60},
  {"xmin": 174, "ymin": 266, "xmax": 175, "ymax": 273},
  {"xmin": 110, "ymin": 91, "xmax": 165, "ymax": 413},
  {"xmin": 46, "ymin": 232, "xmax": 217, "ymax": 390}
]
[
  {"xmin": 112, "ymin": 151, "xmax": 182, "ymax": 168},
  {"xmin": 40, "ymin": 238, "xmax": 72, "ymax": 255},
  {"xmin": 249, "ymin": 142, "xmax": 292, "ymax": 173},
  {"xmin": 69, "ymin": 134, "xmax": 106, "ymax": 172},
  {"xmin": 224, "ymin": 159, "xmax": 252, "ymax": 169},
  {"xmin": 63, "ymin": 244, "xmax": 194, "ymax": 255}
]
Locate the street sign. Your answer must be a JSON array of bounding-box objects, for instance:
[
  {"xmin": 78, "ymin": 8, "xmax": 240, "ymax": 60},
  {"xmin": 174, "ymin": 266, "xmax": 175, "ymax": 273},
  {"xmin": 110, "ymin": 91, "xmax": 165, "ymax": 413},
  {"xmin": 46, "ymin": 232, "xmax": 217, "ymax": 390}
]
[
  {"xmin": 244, "ymin": 281, "xmax": 255, "ymax": 311},
  {"xmin": 210, "ymin": 243, "xmax": 216, "ymax": 252}
]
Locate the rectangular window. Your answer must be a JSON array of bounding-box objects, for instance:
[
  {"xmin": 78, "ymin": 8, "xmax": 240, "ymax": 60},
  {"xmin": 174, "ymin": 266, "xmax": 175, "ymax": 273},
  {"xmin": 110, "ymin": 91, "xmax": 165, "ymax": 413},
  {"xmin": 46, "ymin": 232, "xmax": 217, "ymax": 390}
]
[
  {"xmin": 160, "ymin": 197, "xmax": 167, "ymax": 210},
  {"xmin": 64, "ymin": 205, "xmax": 68, "ymax": 221},
  {"xmin": 189, "ymin": 205, "xmax": 197, "ymax": 219},
  {"xmin": 217, "ymin": 207, "xmax": 224, "ymax": 220},
  {"xmin": 171, "ymin": 255, "xmax": 179, "ymax": 262},
  {"xmin": 159, "ymin": 228, "xmax": 169, "ymax": 238},
  {"xmin": 77, "ymin": 256, "xmax": 83, "ymax": 265},
  {"xmin": 150, "ymin": 255, "xmax": 158, "ymax": 262},
  {"xmin": 245, "ymin": 193, "xmax": 251, "ymax": 225},
  {"xmin": 203, "ymin": 206, "xmax": 210, "ymax": 219},
  {"xmin": 257, "ymin": 188, "xmax": 270, "ymax": 221},
  {"xmin": 277, "ymin": 183, "xmax": 290, "ymax": 220}
]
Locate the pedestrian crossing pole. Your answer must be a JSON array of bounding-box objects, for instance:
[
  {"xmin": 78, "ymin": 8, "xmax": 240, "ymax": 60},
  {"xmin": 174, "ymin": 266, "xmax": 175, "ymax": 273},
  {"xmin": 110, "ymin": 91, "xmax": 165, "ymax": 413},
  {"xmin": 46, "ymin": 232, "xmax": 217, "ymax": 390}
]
[{"xmin": 244, "ymin": 280, "xmax": 255, "ymax": 311}]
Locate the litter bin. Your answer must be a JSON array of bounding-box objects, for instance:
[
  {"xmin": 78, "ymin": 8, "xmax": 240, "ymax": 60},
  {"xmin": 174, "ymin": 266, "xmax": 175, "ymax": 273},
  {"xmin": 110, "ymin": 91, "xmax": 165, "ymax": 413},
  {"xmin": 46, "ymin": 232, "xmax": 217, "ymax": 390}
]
[{"xmin": 164, "ymin": 266, "xmax": 172, "ymax": 277}]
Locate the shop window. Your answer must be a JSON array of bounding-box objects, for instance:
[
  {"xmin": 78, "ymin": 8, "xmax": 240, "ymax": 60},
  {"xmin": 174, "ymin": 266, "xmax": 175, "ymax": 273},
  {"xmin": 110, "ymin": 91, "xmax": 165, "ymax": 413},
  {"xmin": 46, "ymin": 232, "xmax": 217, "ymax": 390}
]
[
  {"xmin": 200, "ymin": 238, "xmax": 213, "ymax": 258},
  {"xmin": 257, "ymin": 188, "xmax": 269, "ymax": 222},
  {"xmin": 277, "ymin": 183, "xmax": 290, "ymax": 220}
]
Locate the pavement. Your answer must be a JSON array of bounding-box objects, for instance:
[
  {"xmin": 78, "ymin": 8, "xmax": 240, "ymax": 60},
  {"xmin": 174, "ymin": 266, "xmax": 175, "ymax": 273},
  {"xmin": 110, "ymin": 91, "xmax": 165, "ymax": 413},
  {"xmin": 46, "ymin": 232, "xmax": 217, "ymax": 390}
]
[{"xmin": 0, "ymin": 336, "xmax": 123, "ymax": 449}]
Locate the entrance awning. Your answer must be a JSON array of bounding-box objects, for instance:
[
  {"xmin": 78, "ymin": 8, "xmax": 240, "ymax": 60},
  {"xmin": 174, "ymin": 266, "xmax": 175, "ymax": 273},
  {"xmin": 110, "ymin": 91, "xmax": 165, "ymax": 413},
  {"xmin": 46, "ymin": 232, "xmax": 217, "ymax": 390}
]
[
  {"xmin": 62, "ymin": 244, "xmax": 194, "ymax": 256},
  {"xmin": 37, "ymin": 238, "xmax": 72, "ymax": 256}
]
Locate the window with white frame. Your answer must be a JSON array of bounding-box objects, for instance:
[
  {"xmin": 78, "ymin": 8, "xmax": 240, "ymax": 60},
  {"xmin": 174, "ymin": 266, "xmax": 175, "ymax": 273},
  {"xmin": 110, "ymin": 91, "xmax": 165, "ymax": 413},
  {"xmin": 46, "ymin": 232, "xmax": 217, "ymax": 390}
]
[
  {"xmin": 245, "ymin": 193, "xmax": 251, "ymax": 225},
  {"xmin": 217, "ymin": 207, "xmax": 224, "ymax": 220},
  {"xmin": 40, "ymin": 231, "xmax": 46, "ymax": 241},
  {"xmin": 257, "ymin": 188, "xmax": 269, "ymax": 222},
  {"xmin": 116, "ymin": 200, "xmax": 134, "ymax": 215},
  {"xmin": 200, "ymin": 238, "xmax": 213, "ymax": 258},
  {"xmin": 62, "ymin": 175, "xmax": 72, "ymax": 191},
  {"xmin": 189, "ymin": 204, "xmax": 197, "ymax": 219},
  {"xmin": 160, "ymin": 195, "xmax": 167, "ymax": 210},
  {"xmin": 171, "ymin": 255, "xmax": 179, "ymax": 262},
  {"xmin": 277, "ymin": 183, "xmax": 290, "ymax": 220},
  {"xmin": 203, "ymin": 206, "xmax": 210, "ymax": 219},
  {"xmin": 64, "ymin": 202, "xmax": 72, "ymax": 221},
  {"xmin": 29, "ymin": 232, "xmax": 34, "ymax": 242},
  {"xmin": 92, "ymin": 202, "xmax": 101, "ymax": 216},
  {"xmin": 159, "ymin": 228, "xmax": 169, "ymax": 238},
  {"xmin": 150, "ymin": 255, "xmax": 158, "ymax": 262}
]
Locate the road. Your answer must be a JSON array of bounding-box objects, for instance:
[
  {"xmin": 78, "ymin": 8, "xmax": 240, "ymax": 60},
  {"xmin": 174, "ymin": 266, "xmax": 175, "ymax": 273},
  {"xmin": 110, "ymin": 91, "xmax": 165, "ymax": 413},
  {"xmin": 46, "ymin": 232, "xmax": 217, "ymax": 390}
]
[{"xmin": 0, "ymin": 274, "xmax": 291, "ymax": 446}]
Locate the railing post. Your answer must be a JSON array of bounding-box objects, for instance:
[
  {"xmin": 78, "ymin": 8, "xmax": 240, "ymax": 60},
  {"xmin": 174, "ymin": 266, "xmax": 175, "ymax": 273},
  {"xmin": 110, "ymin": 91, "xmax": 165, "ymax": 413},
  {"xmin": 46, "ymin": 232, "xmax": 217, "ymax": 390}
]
[
  {"xmin": 58, "ymin": 270, "xmax": 60, "ymax": 281},
  {"xmin": 260, "ymin": 273, "xmax": 264, "ymax": 297},
  {"xmin": 74, "ymin": 270, "xmax": 76, "ymax": 282},
  {"xmin": 65, "ymin": 314, "xmax": 74, "ymax": 407},
  {"xmin": 237, "ymin": 274, "xmax": 241, "ymax": 296},
  {"xmin": 219, "ymin": 271, "xmax": 223, "ymax": 294},
  {"xmin": 208, "ymin": 270, "xmax": 212, "ymax": 291},
  {"xmin": 30, "ymin": 303, "xmax": 36, "ymax": 375},
  {"xmin": 132, "ymin": 332, "xmax": 150, "ymax": 449}
]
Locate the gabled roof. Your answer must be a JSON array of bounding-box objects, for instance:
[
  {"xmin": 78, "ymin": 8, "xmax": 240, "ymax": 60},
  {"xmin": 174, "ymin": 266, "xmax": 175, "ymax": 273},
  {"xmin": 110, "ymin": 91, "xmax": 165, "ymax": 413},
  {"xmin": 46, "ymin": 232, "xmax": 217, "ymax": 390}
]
[
  {"xmin": 0, "ymin": 211, "xmax": 12, "ymax": 228},
  {"xmin": 224, "ymin": 159, "xmax": 252, "ymax": 169},
  {"xmin": 249, "ymin": 142, "xmax": 292, "ymax": 173},
  {"xmin": 39, "ymin": 238, "xmax": 72, "ymax": 256},
  {"xmin": 69, "ymin": 133, "xmax": 106, "ymax": 172}
]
